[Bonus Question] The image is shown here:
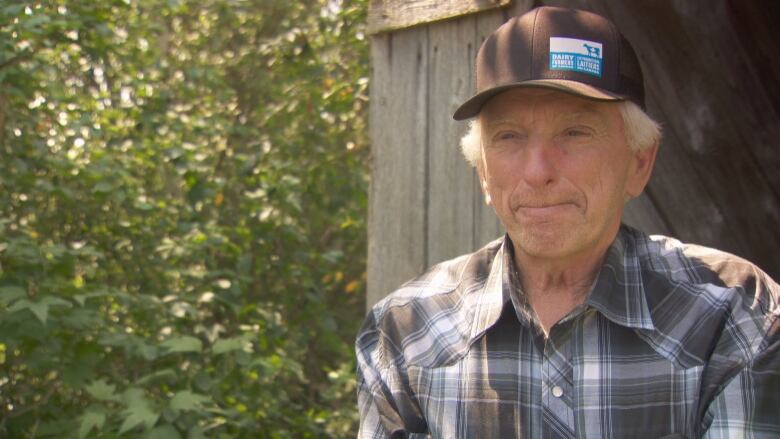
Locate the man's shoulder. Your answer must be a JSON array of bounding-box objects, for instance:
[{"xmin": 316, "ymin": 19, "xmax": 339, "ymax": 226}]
[
  {"xmin": 630, "ymin": 227, "xmax": 777, "ymax": 295},
  {"xmin": 357, "ymin": 236, "xmax": 505, "ymax": 367},
  {"xmin": 626, "ymin": 226, "xmax": 779, "ymax": 360},
  {"xmin": 370, "ymin": 236, "xmax": 504, "ymax": 315}
]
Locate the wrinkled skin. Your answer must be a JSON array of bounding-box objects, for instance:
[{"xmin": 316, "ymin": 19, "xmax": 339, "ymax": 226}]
[{"xmin": 477, "ymin": 88, "xmax": 658, "ymax": 279}]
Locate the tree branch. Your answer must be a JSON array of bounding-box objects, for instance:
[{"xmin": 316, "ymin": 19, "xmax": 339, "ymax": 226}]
[
  {"xmin": 2, "ymin": 381, "xmax": 60, "ymax": 420},
  {"xmin": 0, "ymin": 50, "xmax": 34, "ymax": 71}
]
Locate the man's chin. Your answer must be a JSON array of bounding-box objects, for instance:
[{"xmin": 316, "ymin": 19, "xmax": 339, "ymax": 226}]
[{"xmin": 509, "ymin": 224, "xmax": 583, "ymax": 259}]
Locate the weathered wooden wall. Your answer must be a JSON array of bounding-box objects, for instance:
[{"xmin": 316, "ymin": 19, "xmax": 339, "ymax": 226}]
[
  {"xmin": 367, "ymin": 0, "xmax": 513, "ymax": 34},
  {"xmin": 367, "ymin": 0, "xmax": 780, "ymax": 309}
]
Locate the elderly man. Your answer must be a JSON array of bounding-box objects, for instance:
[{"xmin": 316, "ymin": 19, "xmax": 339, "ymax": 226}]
[{"xmin": 356, "ymin": 6, "xmax": 779, "ymax": 438}]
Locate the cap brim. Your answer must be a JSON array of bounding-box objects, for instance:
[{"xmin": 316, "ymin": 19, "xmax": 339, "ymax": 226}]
[{"xmin": 452, "ymin": 79, "xmax": 627, "ymax": 120}]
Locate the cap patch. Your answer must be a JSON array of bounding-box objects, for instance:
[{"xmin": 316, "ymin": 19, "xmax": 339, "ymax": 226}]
[{"xmin": 549, "ymin": 37, "xmax": 603, "ymax": 77}]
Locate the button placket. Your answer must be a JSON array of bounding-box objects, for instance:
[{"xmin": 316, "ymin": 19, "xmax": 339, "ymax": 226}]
[{"xmin": 541, "ymin": 331, "xmax": 576, "ymax": 437}]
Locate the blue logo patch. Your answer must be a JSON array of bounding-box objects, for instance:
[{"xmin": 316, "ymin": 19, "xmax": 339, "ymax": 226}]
[{"xmin": 549, "ymin": 37, "xmax": 603, "ymax": 77}]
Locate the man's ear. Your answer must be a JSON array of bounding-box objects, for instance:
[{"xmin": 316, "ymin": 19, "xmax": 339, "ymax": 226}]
[
  {"xmin": 625, "ymin": 142, "xmax": 659, "ymax": 198},
  {"xmin": 476, "ymin": 161, "xmax": 492, "ymax": 206}
]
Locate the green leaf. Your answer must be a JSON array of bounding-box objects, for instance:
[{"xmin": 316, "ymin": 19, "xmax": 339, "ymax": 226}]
[
  {"xmin": 98, "ymin": 332, "xmax": 133, "ymax": 348},
  {"xmin": 35, "ymin": 419, "xmax": 79, "ymax": 437},
  {"xmin": 186, "ymin": 425, "xmax": 208, "ymax": 439},
  {"xmin": 1, "ymin": 4, "xmax": 25, "ymax": 15},
  {"xmin": 135, "ymin": 368, "xmax": 177, "ymax": 386},
  {"xmin": 211, "ymin": 337, "xmax": 245, "ymax": 355},
  {"xmin": 161, "ymin": 336, "xmax": 202, "ymax": 353},
  {"xmin": 4, "ymin": 239, "xmax": 41, "ymax": 265},
  {"xmin": 143, "ymin": 424, "xmax": 182, "ymax": 439},
  {"xmin": 92, "ymin": 181, "xmax": 114, "ymax": 194},
  {"xmin": 73, "ymin": 290, "xmax": 109, "ymax": 306},
  {"xmin": 169, "ymin": 390, "xmax": 210, "ymax": 412},
  {"xmin": 61, "ymin": 308, "xmax": 100, "ymax": 329},
  {"xmin": 6, "ymin": 296, "xmax": 71, "ymax": 324},
  {"xmin": 78, "ymin": 409, "xmax": 106, "ymax": 439},
  {"xmin": 21, "ymin": 14, "xmax": 51, "ymax": 32},
  {"xmin": 0, "ymin": 286, "xmax": 25, "ymax": 306},
  {"xmin": 85, "ymin": 379, "xmax": 120, "ymax": 402},
  {"xmin": 137, "ymin": 340, "xmax": 161, "ymax": 361},
  {"xmin": 119, "ymin": 389, "xmax": 160, "ymax": 434}
]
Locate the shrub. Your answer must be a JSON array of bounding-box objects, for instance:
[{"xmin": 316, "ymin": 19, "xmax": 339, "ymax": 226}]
[{"xmin": 0, "ymin": 1, "xmax": 367, "ymax": 437}]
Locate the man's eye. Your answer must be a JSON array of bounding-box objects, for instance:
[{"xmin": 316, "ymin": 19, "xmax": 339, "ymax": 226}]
[
  {"xmin": 496, "ymin": 132, "xmax": 520, "ymax": 141},
  {"xmin": 561, "ymin": 127, "xmax": 594, "ymax": 138}
]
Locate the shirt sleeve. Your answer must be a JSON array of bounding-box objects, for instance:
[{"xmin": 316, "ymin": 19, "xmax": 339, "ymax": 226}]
[
  {"xmin": 356, "ymin": 312, "xmax": 429, "ymax": 438},
  {"xmin": 700, "ymin": 332, "xmax": 780, "ymax": 438}
]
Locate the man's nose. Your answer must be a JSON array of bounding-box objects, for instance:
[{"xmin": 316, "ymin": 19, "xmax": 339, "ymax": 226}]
[{"xmin": 520, "ymin": 138, "xmax": 557, "ymax": 187}]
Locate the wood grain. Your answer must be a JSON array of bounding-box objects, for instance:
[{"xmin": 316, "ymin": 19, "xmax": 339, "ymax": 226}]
[
  {"xmin": 368, "ymin": 0, "xmax": 512, "ymax": 34},
  {"xmin": 426, "ymin": 17, "xmax": 480, "ymax": 265},
  {"xmin": 367, "ymin": 28, "xmax": 430, "ymax": 307}
]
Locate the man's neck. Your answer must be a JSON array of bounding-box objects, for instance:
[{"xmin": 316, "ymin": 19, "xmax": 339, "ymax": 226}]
[{"xmin": 513, "ymin": 242, "xmax": 611, "ymax": 335}]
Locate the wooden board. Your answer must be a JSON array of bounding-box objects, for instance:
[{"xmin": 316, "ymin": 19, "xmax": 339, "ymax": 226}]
[
  {"xmin": 367, "ymin": 27, "xmax": 430, "ymax": 307},
  {"xmin": 367, "ymin": 0, "xmax": 512, "ymax": 35},
  {"xmin": 426, "ymin": 17, "xmax": 480, "ymax": 265},
  {"xmin": 622, "ymin": 192, "xmax": 671, "ymax": 236}
]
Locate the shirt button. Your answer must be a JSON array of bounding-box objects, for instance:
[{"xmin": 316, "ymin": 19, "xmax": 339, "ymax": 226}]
[{"xmin": 552, "ymin": 385, "xmax": 563, "ymax": 398}]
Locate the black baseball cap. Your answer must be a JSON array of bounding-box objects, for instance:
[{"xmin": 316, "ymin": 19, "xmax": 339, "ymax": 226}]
[{"xmin": 453, "ymin": 6, "xmax": 645, "ymax": 120}]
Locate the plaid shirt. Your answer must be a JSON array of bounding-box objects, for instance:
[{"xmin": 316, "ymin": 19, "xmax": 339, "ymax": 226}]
[{"xmin": 356, "ymin": 225, "xmax": 780, "ymax": 438}]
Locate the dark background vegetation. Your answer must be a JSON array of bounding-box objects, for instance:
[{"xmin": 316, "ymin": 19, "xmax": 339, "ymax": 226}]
[{"xmin": 0, "ymin": 0, "xmax": 368, "ymax": 437}]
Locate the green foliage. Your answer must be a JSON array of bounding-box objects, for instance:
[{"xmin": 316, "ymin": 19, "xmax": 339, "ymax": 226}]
[{"xmin": 0, "ymin": 0, "xmax": 368, "ymax": 437}]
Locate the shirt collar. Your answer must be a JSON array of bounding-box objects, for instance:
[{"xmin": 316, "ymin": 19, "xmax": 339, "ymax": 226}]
[
  {"xmin": 586, "ymin": 225, "xmax": 655, "ymax": 330},
  {"xmin": 467, "ymin": 225, "xmax": 655, "ymax": 343},
  {"xmin": 467, "ymin": 236, "xmax": 513, "ymax": 342}
]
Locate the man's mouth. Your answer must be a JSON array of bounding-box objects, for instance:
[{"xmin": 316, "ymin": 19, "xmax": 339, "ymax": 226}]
[{"xmin": 514, "ymin": 202, "xmax": 579, "ymax": 219}]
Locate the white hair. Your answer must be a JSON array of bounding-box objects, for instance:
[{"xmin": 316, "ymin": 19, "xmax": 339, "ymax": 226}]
[{"xmin": 459, "ymin": 100, "xmax": 662, "ymax": 167}]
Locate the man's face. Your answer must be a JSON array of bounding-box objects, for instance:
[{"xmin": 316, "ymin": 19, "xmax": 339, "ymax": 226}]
[{"xmin": 477, "ymin": 88, "xmax": 656, "ymax": 264}]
